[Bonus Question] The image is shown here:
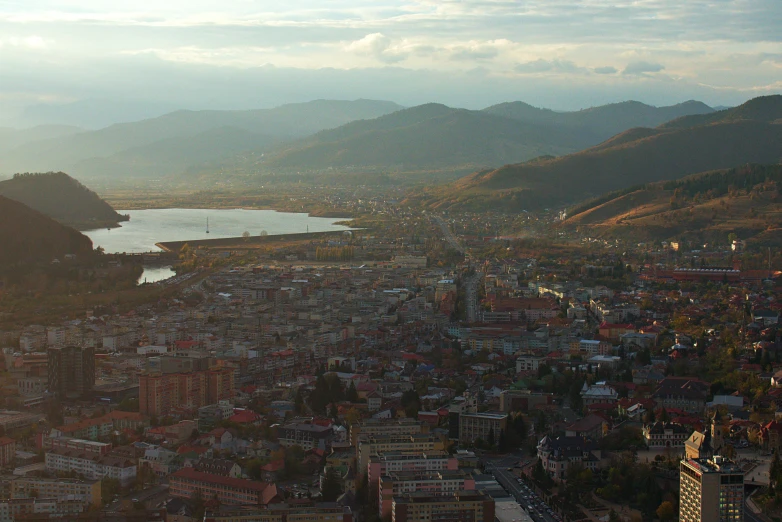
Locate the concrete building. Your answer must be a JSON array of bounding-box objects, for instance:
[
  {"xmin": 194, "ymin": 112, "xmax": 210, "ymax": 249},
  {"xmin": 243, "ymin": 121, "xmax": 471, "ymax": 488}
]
[
  {"xmin": 679, "ymin": 455, "xmax": 743, "ymax": 522},
  {"xmin": 379, "ymin": 470, "xmax": 474, "ymax": 517},
  {"xmin": 170, "ymin": 468, "xmax": 280, "ymax": 506},
  {"xmin": 139, "ymin": 368, "xmax": 235, "ymax": 416},
  {"xmin": 367, "ymin": 452, "xmax": 457, "ymax": 489},
  {"xmin": 391, "ymin": 490, "xmax": 495, "ymax": 522},
  {"xmin": 537, "ymin": 436, "xmax": 602, "ymax": 482},
  {"xmin": 7, "ymin": 477, "xmax": 101, "ymax": 506},
  {"xmin": 349, "ymin": 418, "xmax": 428, "ymax": 446},
  {"xmin": 203, "ymin": 504, "xmax": 353, "ymax": 521},
  {"xmin": 278, "ymin": 421, "xmax": 334, "ymax": 451},
  {"xmin": 47, "ymin": 346, "xmax": 95, "ymax": 399},
  {"xmin": 458, "ymin": 412, "xmax": 508, "ymax": 445},
  {"xmin": 45, "ymin": 449, "xmax": 137, "ymax": 487},
  {"xmin": 357, "ymin": 434, "xmax": 446, "ymax": 477},
  {"xmin": 0, "ymin": 438, "xmax": 14, "ymax": 469}
]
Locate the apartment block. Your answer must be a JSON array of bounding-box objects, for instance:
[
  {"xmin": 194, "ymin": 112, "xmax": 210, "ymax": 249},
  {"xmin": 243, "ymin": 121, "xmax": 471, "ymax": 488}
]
[
  {"xmin": 458, "ymin": 412, "xmax": 508, "ymax": 445},
  {"xmin": 367, "ymin": 452, "xmax": 457, "ymax": 489},
  {"xmin": 204, "ymin": 504, "xmax": 353, "ymax": 521},
  {"xmin": 0, "ymin": 438, "xmax": 14, "ymax": 468},
  {"xmin": 45, "ymin": 450, "xmax": 137, "ymax": 487},
  {"xmin": 0, "ymin": 498, "xmax": 84, "ymax": 521},
  {"xmin": 391, "ymin": 490, "xmax": 495, "ymax": 522},
  {"xmin": 47, "ymin": 346, "xmax": 95, "ymax": 399},
  {"xmin": 680, "ymin": 456, "xmax": 744, "ymax": 522},
  {"xmin": 139, "ymin": 368, "xmax": 235, "ymax": 416},
  {"xmin": 8, "ymin": 477, "xmax": 101, "ymax": 506},
  {"xmin": 349, "ymin": 418, "xmax": 428, "ymax": 445},
  {"xmin": 170, "ymin": 468, "xmax": 280, "ymax": 506},
  {"xmin": 379, "ymin": 470, "xmax": 475, "ymax": 518},
  {"xmin": 357, "ymin": 434, "xmax": 446, "ymax": 476}
]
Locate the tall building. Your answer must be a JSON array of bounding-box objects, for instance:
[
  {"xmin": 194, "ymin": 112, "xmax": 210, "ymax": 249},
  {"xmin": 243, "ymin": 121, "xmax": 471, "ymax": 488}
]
[
  {"xmin": 139, "ymin": 368, "xmax": 234, "ymax": 416},
  {"xmin": 47, "ymin": 346, "xmax": 95, "ymax": 399},
  {"xmin": 679, "ymin": 455, "xmax": 744, "ymax": 522}
]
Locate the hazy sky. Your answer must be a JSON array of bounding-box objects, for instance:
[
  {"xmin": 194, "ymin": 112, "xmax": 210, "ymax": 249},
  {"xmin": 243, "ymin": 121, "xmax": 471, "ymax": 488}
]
[{"xmin": 1, "ymin": 0, "xmax": 781, "ymax": 123}]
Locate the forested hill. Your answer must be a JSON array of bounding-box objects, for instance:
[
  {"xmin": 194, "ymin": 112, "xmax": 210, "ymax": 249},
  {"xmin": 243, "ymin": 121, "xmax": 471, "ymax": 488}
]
[
  {"xmin": 0, "ymin": 195, "xmax": 93, "ymax": 266},
  {"xmin": 0, "ymin": 172, "xmax": 126, "ymax": 229}
]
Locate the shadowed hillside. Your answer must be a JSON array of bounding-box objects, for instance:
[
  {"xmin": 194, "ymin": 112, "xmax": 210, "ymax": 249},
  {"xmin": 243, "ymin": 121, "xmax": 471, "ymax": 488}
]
[
  {"xmin": 0, "ymin": 172, "xmax": 126, "ymax": 229},
  {"xmin": 0, "ymin": 195, "xmax": 93, "ymax": 266}
]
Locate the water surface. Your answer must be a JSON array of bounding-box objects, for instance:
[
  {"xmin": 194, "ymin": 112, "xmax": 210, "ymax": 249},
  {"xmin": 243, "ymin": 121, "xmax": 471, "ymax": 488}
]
[{"xmin": 84, "ymin": 208, "xmax": 350, "ymax": 253}]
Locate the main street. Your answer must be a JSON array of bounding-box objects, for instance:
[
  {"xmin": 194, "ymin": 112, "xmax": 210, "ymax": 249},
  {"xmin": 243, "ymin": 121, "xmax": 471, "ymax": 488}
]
[{"xmin": 485, "ymin": 456, "xmax": 560, "ymax": 522}]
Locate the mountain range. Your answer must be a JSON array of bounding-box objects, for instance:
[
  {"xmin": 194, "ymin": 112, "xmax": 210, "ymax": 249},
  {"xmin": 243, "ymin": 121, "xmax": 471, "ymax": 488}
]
[
  {"xmin": 0, "ymin": 98, "xmax": 715, "ymax": 183},
  {"xmin": 426, "ymin": 95, "xmax": 782, "ymax": 211},
  {"xmin": 0, "ymin": 172, "xmax": 126, "ymax": 229},
  {"xmin": 0, "ymin": 99, "xmax": 403, "ymax": 180}
]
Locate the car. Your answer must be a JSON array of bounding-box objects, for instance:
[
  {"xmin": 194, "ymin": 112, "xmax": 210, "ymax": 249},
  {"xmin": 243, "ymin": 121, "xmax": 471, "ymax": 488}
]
[{"xmin": 131, "ymin": 498, "xmax": 139, "ymax": 503}]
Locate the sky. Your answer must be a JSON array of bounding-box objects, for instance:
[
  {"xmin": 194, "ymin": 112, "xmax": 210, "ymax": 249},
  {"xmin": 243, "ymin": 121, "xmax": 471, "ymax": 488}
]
[{"xmin": 1, "ymin": 0, "xmax": 781, "ymax": 126}]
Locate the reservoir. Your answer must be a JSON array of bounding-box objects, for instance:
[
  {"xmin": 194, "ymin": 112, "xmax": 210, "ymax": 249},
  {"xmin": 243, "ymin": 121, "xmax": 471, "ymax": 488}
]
[
  {"xmin": 84, "ymin": 208, "xmax": 351, "ymax": 253},
  {"xmin": 83, "ymin": 208, "xmax": 351, "ymax": 284}
]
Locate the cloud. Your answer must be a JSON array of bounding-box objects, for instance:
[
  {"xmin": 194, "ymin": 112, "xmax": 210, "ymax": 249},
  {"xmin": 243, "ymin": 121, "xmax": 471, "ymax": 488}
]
[
  {"xmin": 7, "ymin": 35, "xmax": 49, "ymax": 49},
  {"xmin": 344, "ymin": 33, "xmax": 408, "ymax": 63},
  {"xmin": 623, "ymin": 61, "xmax": 665, "ymax": 75},
  {"xmin": 515, "ymin": 59, "xmax": 583, "ymax": 74},
  {"xmin": 593, "ymin": 66, "xmax": 618, "ymax": 75}
]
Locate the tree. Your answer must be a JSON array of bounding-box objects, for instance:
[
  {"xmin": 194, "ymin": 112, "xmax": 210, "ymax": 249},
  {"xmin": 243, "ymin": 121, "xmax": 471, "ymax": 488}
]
[
  {"xmin": 347, "ymin": 381, "xmax": 359, "ymax": 403},
  {"xmin": 192, "ymin": 489, "xmax": 205, "ymax": 519},
  {"xmin": 321, "ymin": 467, "xmax": 343, "ymax": 502},
  {"xmin": 100, "ymin": 478, "xmax": 120, "ymax": 504},
  {"xmin": 487, "ymin": 428, "xmax": 496, "ymax": 448},
  {"xmin": 242, "ymin": 231, "xmax": 251, "ymax": 242},
  {"xmin": 656, "ymin": 501, "xmax": 675, "ymax": 521}
]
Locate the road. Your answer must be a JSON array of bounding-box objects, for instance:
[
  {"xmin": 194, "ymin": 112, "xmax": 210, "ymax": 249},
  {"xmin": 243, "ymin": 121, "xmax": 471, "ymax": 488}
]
[
  {"xmin": 433, "ymin": 215, "xmax": 464, "ymax": 254},
  {"xmin": 485, "ymin": 457, "xmax": 560, "ymax": 522}
]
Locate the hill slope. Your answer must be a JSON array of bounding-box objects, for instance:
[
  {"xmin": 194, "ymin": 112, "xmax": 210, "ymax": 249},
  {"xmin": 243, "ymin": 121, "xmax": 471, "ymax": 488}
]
[
  {"xmin": 0, "ymin": 99, "xmax": 403, "ymax": 179},
  {"xmin": 252, "ymin": 100, "xmax": 713, "ymax": 172},
  {"xmin": 430, "ymin": 95, "xmax": 782, "ymax": 211},
  {"xmin": 0, "ymin": 195, "xmax": 93, "ymax": 266},
  {"xmin": 259, "ymin": 104, "xmax": 598, "ymax": 171},
  {"xmin": 561, "ymin": 164, "xmax": 782, "ymax": 246},
  {"xmin": 0, "ymin": 172, "xmax": 126, "ymax": 229}
]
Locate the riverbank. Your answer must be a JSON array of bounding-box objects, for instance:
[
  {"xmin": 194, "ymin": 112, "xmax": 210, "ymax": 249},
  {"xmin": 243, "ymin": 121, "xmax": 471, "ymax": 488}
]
[{"xmin": 156, "ymin": 230, "xmax": 352, "ymax": 252}]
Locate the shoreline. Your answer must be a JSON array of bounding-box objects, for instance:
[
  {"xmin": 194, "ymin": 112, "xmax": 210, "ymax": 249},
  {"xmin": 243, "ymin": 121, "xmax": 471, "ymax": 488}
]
[{"xmin": 156, "ymin": 230, "xmax": 353, "ymax": 253}]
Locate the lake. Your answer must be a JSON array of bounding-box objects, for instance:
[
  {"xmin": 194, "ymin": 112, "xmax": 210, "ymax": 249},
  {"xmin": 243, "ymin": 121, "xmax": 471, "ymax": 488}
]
[
  {"xmin": 83, "ymin": 208, "xmax": 351, "ymax": 284},
  {"xmin": 84, "ymin": 208, "xmax": 351, "ymax": 253}
]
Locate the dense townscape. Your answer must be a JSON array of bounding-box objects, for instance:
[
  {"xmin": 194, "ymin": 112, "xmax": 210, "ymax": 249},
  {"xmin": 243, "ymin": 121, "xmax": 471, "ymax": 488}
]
[{"xmin": 1, "ymin": 205, "xmax": 781, "ymax": 522}]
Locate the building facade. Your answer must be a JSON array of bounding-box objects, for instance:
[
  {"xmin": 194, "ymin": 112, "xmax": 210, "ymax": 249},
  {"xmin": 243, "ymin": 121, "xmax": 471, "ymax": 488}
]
[
  {"xmin": 679, "ymin": 456, "xmax": 743, "ymax": 522},
  {"xmin": 391, "ymin": 491, "xmax": 495, "ymax": 522},
  {"xmin": 47, "ymin": 346, "xmax": 95, "ymax": 399}
]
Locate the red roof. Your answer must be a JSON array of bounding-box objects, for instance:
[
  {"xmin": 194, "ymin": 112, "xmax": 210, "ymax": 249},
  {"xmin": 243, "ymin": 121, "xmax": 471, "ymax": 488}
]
[
  {"xmin": 0, "ymin": 437, "xmax": 14, "ymax": 446},
  {"xmin": 172, "ymin": 468, "xmax": 271, "ymax": 492},
  {"xmin": 228, "ymin": 410, "xmax": 262, "ymax": 424}
]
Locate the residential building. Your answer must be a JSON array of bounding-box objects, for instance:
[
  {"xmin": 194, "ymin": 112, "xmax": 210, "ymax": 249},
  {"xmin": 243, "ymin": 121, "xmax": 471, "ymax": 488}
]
[
  {"xmin": 367, "ymin": 452, "xmax": 457, "ymax": 489},
  {"xmin": 0, "ymin": 438, "xmax": 14, "ymax": 468},
  {"xmin": 0, "ymin": 497, "xmax": 84, "ymax": 521},
  {"xmin": 278, "ymin": 421, "xmax": 333, "ymax": 451},
  {"xmin": 390, "ymin": 490, "xmax": 495, "ymax": 522},
  {"xmin": 357, "ymin": 434, "xmax": 446, "ymax": 476},
  {"xmin": 642, "ymin": 422, "xmax": 691, "ymax": 448},
  {"xmin": 378, "ymin": 470, "xmax": 474, "ymax": 517},
  {"xmin": 458, "ymin": 412, "xmax": 508, "ymax": 445},
  {"xmin": 8, "ymin": 477, "xmax": 101, "ymax": 506},
  {"xmin": 537, "ymin": 436, "xmax": 602, "ymax": 481},
  {"xmin": 349, "ymin": 418, "xmax": 428, "ymax": 446},
  {"xmin": 169, "ymin": 468, "xmax": 280, "ymax": 506},
  {"xmin": 203, "ymin": 504, "xmax": 353, "ymax": 521},
  {"xmin": 47, "ymin": 346, "xmax": 95, "ymax": 399},
  {"xmin": 139, "ymin": 368, "xmax": 235, "ymax": 416},
  {"xmin": 44, "ymin": 450, "xmax": 137, "ymax": 486},
  {"xmin": 580, "ymin": 383, "xmax": 618, "ymax": 405},
  {"xmin": 565, "ymin": 414, "xmax": 607, "ymax": 441},
  {"xmin": 194, "ymin": 458, "xmax": 242, "ymax": 478},
  {"xmin": 679, "ymin": 456, "xmax": 743, "ymax": 522},
  {"xmin": 498, "ymin": 390, "xmax": 553, "ymax": 413}
]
